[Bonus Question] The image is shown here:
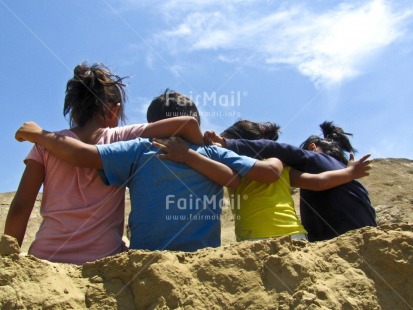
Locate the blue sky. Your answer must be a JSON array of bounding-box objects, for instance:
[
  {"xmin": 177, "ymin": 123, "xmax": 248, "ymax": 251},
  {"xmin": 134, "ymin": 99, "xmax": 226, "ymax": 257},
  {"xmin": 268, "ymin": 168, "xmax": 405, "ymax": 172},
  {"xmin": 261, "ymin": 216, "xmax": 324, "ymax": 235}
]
[{"xmin": 1, "ymin": 0, "xmax": 412, "ymax": 193}]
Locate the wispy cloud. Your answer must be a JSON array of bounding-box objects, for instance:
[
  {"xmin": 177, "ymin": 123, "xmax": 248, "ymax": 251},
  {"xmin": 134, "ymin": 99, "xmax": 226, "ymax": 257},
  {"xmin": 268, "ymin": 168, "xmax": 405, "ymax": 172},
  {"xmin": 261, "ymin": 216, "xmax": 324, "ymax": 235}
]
[{"xmin": 152, "ymin": 0, "xmax": 412, "ymax": 87}]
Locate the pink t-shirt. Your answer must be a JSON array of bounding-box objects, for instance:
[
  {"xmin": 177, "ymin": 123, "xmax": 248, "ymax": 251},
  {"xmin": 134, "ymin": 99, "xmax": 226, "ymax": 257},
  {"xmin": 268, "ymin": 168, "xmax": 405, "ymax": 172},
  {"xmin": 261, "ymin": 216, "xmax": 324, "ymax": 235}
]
[{"xmin": 27, "ymin": 124, "xmax": 147, "ymax": 265}]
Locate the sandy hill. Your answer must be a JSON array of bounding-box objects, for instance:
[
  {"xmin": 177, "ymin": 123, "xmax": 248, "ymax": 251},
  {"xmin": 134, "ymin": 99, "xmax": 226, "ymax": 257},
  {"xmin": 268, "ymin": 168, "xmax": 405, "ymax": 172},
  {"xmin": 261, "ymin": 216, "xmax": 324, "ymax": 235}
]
[{"xmin": 0, "ymin": 158, "xmax": 412, "ymax": 309}]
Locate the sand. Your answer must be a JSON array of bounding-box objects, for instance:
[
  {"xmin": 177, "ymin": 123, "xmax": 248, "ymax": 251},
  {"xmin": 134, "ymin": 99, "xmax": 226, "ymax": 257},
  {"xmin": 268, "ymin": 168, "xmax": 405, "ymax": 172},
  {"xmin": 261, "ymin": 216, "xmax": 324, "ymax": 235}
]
[{"xmin": 1, "ymin": 158, "xmax": 412, "ymax": 309}]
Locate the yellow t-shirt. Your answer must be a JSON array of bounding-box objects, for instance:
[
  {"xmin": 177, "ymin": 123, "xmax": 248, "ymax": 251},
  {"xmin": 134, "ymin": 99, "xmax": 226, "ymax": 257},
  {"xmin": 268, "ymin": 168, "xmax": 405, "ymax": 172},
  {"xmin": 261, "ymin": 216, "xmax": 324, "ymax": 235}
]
[{"xmin": 228, "ymin": 166, "xmax": 307, "ymax": 241}]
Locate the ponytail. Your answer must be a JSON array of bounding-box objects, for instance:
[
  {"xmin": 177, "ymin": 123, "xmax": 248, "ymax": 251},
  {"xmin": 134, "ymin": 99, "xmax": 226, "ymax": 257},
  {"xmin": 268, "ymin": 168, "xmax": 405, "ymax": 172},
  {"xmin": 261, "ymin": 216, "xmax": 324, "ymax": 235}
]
[
  {"xmin": 64, "ymin": 63, "xmax": 128, "ymax": 127},
  {"xmin": 320, "ymin": 121, "xmax": 356, "ymax": 154},
  {"xmin": 300, "ymin": 121, "xmax": 356, "ymax": 165}
]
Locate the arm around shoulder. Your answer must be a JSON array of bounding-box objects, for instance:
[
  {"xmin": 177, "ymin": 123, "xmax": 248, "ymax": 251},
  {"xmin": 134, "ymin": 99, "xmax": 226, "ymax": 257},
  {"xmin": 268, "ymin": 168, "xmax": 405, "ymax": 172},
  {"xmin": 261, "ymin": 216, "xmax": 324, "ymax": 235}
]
[
  {"xmin": 37, "ymin": 132, "xmax": 102, "ymax": 168},
  {"xmin": 290, "ymin": 154, "xmax": 372, "ymax": 191},
  {"xmin": 183, "ymin": 149, "xmax": 241, "ymax": 188},
  {"xmin": 142, "ymin": 116, "xmax": 204, "ymax": 145},
  {"xmin": 15, "ymin": 121, "xmax": 102, "ymax": 168},
  {"xmin": 244, "ymin": 157, "xmax": 283, "ymax": 184},
  {"xmin": 153, "ymin": 138, "xmax": 241, "ymax": 188}
]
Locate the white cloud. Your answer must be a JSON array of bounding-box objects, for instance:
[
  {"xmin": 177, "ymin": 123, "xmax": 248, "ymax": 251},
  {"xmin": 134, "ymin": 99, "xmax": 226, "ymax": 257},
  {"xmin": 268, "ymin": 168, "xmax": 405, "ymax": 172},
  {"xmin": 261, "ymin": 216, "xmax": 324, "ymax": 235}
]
[
  {"xmin": 167, "ymin": 64, "xmax": 186, "ymax": 77},
  {"xmin": 154, "ymin": 0, "xmax": 412, "ymax": 86}
]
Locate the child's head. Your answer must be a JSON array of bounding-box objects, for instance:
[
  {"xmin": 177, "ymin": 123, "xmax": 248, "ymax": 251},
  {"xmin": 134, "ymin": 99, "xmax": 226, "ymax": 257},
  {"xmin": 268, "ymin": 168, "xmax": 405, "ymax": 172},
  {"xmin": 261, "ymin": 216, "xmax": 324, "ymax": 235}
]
[
  {"xmin": 147, "ymin": 89, "xmax": 201, "ymax": 124},
  {"xmin": 300, "ymin": 121, "xmax": 356, "ymax": 165},
  {"xmin": 64, "ymin": 63, "xmax": 127, "ymax": 127},
  {"xmin": 221, "ymin": 120, "xmax": 280, "ymax": 141}
]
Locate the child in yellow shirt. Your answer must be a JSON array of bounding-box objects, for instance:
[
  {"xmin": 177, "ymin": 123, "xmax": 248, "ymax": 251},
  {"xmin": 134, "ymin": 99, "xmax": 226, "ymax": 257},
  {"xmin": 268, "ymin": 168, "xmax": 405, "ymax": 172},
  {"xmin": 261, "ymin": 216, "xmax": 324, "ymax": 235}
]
[{"xmin": 206, "ymin": 120, "xmax": 371, "ymax": 241}]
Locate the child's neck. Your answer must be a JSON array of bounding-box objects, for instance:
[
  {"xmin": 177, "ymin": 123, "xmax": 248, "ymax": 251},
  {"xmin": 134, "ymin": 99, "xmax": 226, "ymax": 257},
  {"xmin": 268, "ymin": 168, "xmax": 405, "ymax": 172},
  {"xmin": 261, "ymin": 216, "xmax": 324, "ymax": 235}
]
[{"xmin": 70, "ymin": 118, "xmax": 108, "ymax": 144}]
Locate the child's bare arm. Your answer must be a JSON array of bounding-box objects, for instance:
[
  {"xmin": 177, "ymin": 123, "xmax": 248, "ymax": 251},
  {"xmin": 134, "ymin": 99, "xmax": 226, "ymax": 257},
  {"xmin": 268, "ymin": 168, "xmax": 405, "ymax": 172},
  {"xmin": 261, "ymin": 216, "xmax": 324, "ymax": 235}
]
[
  {"xmin": 290, "ymin": 153, "xmax": 372, "ymax": 190},
  {"xmin": 243, "ymin": 157, "xmax": 283, "ymax": 184},
  {"xmin": 15, "ymin": 122, "xmax": 102, "ymax": 169},
  {"xmin": 203, "ymin": 132, "xmax": 283, "ymax": 183},
  {"xmin": 152, "ymin": 138, "xmax": 240, "ymax": 188},
  {"xmin": 4, "ymin": 160, "xmax": 44, "ymax": 247},
  {"xmin": 142, "ymin": 116, "xmax": 204, "ymax": 145}
]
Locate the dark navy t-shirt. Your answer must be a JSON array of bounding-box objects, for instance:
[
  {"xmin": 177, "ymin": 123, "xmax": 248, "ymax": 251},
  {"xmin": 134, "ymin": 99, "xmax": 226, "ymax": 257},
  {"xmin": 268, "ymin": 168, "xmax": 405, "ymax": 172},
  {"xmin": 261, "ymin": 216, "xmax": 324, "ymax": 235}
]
[{"xmin": 225, "ymin": 139, "xmax": 377, "ymax": 242}]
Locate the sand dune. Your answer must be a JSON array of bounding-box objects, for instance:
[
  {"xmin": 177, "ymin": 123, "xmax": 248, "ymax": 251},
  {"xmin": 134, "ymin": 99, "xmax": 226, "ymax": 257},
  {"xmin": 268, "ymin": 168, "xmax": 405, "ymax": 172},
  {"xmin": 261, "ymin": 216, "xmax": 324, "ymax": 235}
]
[{"xmin": 1, "ymin": 158, "xmax": 412, "ymax": 309}]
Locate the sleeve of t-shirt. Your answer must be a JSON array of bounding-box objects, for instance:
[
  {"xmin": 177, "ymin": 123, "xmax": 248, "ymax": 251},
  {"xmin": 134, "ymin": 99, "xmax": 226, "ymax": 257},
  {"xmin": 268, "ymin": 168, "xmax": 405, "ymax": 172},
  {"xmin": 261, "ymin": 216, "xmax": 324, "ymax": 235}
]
[
  {"xmin": 24, "ymin": 129, "xmax": 78, "ymax": 165},
  {"xmin": 200, "ymin": 145, "xmax": 256, "ymax": 176},
  {"xmin": 24, "ymin": 144, "xmax": 45, "ymax": 165},
  {"xmin": 225, "ymin": 139, "xmax": 310, "ymax": 168},
  {"xmin": 96, "ymin": 139, "xmax": 143, "ymax": 186}
]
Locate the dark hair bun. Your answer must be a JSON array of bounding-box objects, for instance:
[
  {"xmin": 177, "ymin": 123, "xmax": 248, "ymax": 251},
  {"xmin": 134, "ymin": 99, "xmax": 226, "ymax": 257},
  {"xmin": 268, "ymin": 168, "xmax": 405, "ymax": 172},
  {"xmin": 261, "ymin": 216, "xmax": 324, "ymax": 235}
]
[
  {"xmin": 320, "ymin": 121, "xmax": 356, "ymax": 153},
  {"xmin": 73, "ymin": 64, "xmax": 96, "ymax": 88}
]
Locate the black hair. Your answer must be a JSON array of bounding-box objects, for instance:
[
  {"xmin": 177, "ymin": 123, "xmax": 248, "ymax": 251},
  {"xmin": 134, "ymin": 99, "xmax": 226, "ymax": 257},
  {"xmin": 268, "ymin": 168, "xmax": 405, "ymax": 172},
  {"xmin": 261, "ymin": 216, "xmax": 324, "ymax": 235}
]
[
  {"xmin": 300, "ymin": 121, "xmax": 357, "ymax": 165},
  {"xmin": 146, "ymin": 89, "xmax": 200, "ymax": 124},
  {"xmin": 64, "ymin": 63, "xmax": 127, "ymax": 127},
  {"xmin": 221, "ymin": 120, "xmax": 280, "ymax": 141}
]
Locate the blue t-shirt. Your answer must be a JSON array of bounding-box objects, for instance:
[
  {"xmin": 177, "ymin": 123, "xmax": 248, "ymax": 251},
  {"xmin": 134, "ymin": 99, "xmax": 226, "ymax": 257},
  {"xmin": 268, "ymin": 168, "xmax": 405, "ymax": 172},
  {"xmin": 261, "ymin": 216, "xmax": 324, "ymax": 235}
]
[
  {"xmin": 225, "ymin": 139, "xmax": 377, "ymax": 242},
  {"xmin": 97, "ymin": 138, "xmax": 256, "ymax": 251}
]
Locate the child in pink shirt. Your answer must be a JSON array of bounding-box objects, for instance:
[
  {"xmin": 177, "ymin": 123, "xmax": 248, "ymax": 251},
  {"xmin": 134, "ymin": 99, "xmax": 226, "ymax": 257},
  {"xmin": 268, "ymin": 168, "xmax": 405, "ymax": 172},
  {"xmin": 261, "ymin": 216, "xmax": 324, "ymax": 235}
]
[{"xmin": 5, "ymin": 63, "xmax": 203, "ymax": 264}]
